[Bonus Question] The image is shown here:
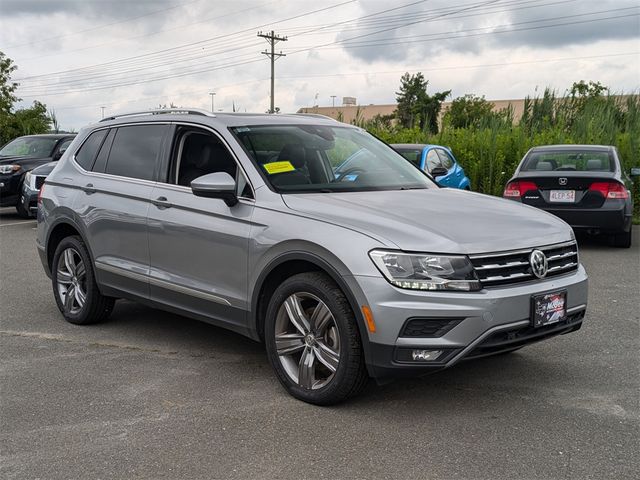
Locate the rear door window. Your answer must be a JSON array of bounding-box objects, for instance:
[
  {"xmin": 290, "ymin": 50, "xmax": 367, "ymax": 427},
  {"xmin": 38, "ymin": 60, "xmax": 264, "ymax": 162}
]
[
  {"xmin": 104, "ymin": 125, "xmax": 167, "ymax": 181},
  {"xmin": 75, "ymin": 130, "xmax": 108, "ymax": 170}
]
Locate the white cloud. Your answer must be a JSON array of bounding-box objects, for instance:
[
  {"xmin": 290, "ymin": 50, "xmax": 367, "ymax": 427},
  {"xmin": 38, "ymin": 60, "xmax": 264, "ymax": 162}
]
[{"xmin": 1, "ymin": 0, "xmax": 638, "ymax": 131}]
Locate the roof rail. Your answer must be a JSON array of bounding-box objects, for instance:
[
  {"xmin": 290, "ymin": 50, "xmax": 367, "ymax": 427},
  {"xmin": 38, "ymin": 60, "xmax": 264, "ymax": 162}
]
[
  {"xmin": 294, "ymin": 113, "xmax": 337, "ymax": 121},
  {"xmin": 100, "ymin": 108, "xmax": 215, "ymax": 122}
]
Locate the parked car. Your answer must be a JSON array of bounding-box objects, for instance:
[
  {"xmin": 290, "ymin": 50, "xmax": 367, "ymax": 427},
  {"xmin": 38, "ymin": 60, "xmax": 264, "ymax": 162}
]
[
  {"xmin": 0, "ymin": 134, "xmax": 75, "ymax": 217},
  {"xmin": 391, "ymin": 143, "xmax": 471, "ymax": 189},
  {"xmin": 37, "ymin": 109, "xmax": 587, "ymax": 405},
  {"xmin": 504, "ymin": 145, "xmax": 634, "ymax": 248},
  {"xmin": 18, "ymin": 161, "xmax": 56, "ymax": 217}
]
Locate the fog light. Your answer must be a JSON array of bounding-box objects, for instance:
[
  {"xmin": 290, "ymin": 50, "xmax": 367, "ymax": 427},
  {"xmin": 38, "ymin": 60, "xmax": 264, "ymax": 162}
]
[{"xmin": 411, "ymin": 349, "xmax": 443, "ymax": 361}]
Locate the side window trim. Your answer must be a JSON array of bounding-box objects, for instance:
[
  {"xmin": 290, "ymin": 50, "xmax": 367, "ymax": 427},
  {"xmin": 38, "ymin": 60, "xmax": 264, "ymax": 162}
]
[
  {"xmin": 72, "ymin": 128, "xmax": 110, "ymax": 172},
  {"xmin": 161, "ymin": 122, "xmax": 255, "ymax": 200},
  {"xmin": 435, "ymin": 148, "xmax": 454, "ymax": 170},
  {"xmin": 102, "ymin": 123, "xmax": 170, "ymax": 182},
  {"xmin": 425, "ymin": 148, "xmax": 442, "ymax": 173}
]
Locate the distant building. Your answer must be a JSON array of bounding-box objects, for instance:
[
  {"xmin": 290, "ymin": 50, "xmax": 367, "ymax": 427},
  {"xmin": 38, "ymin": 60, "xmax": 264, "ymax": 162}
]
[{"xmin": 298, "ymin": 99, "xmax": 527, "ymax": 124}]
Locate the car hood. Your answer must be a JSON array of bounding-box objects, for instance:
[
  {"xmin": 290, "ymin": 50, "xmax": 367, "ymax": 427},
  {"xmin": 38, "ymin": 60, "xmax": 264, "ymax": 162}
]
[
  {"xmin": 0, "ymin": 155, "xmax": 50, "ymax": 164},
  {"xmin": 282, "ymin": 189, "xmax": 573, "ymax": 254},
  {"xmin": 31, "ymin": 161, "xmax": 57, "ymax": 175}
]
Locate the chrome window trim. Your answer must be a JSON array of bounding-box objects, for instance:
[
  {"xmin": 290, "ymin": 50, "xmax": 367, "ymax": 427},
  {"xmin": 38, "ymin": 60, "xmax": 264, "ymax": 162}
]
[
  {"xmin": 157, "ymin": 121, "xmax": 256, "ymax": 200},
  {"xmin": 71, "ymin": 121, "xmax": 171, "ymax": 182}
]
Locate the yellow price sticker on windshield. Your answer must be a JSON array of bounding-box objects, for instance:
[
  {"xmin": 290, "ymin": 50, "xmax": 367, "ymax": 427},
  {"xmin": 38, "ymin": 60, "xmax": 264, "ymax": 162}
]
[{"xmin": 263, "ymin": 161, "xmax": 295, "ymax": 174}]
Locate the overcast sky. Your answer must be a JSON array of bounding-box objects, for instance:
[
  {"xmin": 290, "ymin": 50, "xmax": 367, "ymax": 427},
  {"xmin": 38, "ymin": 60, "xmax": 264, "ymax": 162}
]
[{"xmin": 1, "ymin": 0, "xmax": 638, "ymax": 130}]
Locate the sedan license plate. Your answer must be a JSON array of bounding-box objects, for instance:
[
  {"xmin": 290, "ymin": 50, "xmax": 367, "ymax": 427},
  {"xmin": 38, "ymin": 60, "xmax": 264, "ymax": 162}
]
[
  {"xmin": 549, "ymin": 190, "xmax": 575, "ymax": 203},
  {"xmin": 531, "ymin": 291, "xmax": 566, "ymax": 327}
]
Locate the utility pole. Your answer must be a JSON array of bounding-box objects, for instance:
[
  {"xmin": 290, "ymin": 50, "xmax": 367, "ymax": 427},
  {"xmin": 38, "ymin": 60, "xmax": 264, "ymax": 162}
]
[
  {"xmin": 330, "ymin": 95, "xmax": 337, "ymax": 107},
  {"xmin": 258, "ymin": 30, "xmax": 287, "ymax": 114},
  {"xmin": 209, "ymin": 91, "xmax": 216, "ymax": 113}
]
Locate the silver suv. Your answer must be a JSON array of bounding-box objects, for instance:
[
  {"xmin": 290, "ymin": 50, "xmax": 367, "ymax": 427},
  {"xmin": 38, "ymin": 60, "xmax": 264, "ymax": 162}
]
[{"xmin": 37, "ymin": 109, "xmax": 588, "ymax": 404}]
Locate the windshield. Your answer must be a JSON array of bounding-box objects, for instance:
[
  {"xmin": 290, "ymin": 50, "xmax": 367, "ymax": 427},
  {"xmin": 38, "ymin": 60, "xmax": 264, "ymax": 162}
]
[
  {"xmin": 231, "ymin": 125, "xmax": 436, "ymax": 193},
  {"xmin": 521, "ymin": 150, "xmax": 614, "ymax": 172},
  {"xmin": 0, "ymin": 137, "xmax": 58, "ymax": 158}
]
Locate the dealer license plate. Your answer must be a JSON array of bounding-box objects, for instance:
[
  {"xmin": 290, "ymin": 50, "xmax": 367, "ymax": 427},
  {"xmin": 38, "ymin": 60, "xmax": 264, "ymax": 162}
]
[
  {"xmin": 549, "ymin": 190, "xmax": 575, "ymax": 203},
  {"xmin": 531, "ymin": 291, "xmax": 566, "ymax": 327}
]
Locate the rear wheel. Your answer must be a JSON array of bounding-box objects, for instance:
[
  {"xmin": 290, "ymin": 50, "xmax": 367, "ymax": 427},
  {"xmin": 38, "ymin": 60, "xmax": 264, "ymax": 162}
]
[
  {"xmin": 265, "ymin": 272, "xmax": 368, "ymax": 405},
  {"xmin": 610, "ymin": 228, "xmax": 632, "ymax": 248},
  {"xmin": 52, "ymin": 236, "xmax": 115, "ymax": 325}
]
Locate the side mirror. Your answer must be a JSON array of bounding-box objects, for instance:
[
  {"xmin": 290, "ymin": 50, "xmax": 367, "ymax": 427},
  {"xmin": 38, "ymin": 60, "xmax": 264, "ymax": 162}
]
[
  {"xmin": 191, "ymin": 172, "xmax": 238, "ymax": 206},
  {"xmin": 430, "ymin": 166, "xmax": 448, "ymax": 177},
  {"xmin": 630, "ymin": 167, "xmax": 640, "ymax": 178}
]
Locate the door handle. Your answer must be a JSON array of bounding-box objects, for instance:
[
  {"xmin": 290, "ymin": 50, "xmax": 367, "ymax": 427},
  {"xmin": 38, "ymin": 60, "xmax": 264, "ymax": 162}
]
[
  {"xmin": 152, "ymin": 196, "xmax": 172, "ymax": 209},
  {"xmin": 82, "ymin": 183, "xmax": 96, "ymax": 194}
]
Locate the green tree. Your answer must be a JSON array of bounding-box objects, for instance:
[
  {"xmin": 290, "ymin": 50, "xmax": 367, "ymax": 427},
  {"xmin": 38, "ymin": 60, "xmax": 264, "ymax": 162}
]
[
  {"xmin": 444, "ymin": 94, "xmax": 495, "ymax": 129},
  {"xmin": 0, "ymin": 51, "xmax": 18, "ymax": 115},
  {"xmin": 394, "ymin": 72, "xmax": 450, "ymax": 133},
  {"xmin": 0, "ymin": 51, "xmax": 51, "ymax": 144}
]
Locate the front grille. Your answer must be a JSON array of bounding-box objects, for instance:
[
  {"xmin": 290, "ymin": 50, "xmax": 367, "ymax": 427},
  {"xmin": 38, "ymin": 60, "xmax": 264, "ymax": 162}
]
[
  {"xmin": 400, "ymin": 317, "xmax": 463, "ymax": 337},
  {"xmin": 470, "ymin": 241, "xmax": 578, "ymax": 287},
  {"xmin": 34, "ymin": 176, "xmax": 46, "ymax": 189}
]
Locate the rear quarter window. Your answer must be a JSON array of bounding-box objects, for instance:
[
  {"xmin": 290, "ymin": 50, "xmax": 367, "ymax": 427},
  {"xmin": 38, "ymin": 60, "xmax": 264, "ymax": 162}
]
[{"xmin": 74, "ymin": 130, "xmax": 108, "ymax": 170}]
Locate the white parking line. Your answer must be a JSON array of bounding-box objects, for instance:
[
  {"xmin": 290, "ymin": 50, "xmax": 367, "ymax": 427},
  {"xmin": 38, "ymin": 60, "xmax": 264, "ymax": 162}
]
[{"xmin": 0, "ymin": 220, "xmax": 37, "ymax": 227}]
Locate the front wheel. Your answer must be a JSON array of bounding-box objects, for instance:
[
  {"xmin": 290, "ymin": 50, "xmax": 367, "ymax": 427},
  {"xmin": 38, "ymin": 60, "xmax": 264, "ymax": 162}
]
[
  {"xmin": 265, "ymin": 272, "xmax": 368, "ymax": 405},
  {"xmin": 51, "ymin": 236, "xmax": 115, "ymax": 325},
  {"xmin": 15, "ymin": 200, "xmax": 31, "ymax": 218}
]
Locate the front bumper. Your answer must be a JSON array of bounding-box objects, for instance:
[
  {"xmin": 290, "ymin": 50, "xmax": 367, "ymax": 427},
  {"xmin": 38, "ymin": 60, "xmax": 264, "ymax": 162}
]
[
  {"xmin": 20, "ymin": 183, "xmax": 39, "ymax": 216},
  {"xmin": 349, "ymin": 265, "xmax": 588, "ymax": 379},
  {"xmin": 0, "ymin": 172, "xmax": 22, "ymax": 207}
]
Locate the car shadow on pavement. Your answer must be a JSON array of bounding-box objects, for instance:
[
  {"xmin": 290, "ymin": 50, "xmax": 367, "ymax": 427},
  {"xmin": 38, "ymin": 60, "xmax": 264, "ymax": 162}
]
[{"xmin": 102, "ymin": 299, "xmax": 577, "ymax": 410}]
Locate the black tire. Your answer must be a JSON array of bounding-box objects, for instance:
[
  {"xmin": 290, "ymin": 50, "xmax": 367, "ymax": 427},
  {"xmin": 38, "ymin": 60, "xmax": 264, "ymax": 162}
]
[
  {"xmin": 51, "ymin": 236, "xmax": 115, "ymax": 325},
  {"xmin": 15, "ymin": 201, "xmax": 31, "ymax": 218},
  {"xmin": 610, "ymin": 228, "xmax": 632, "ymax": 248},
  {"xmin": 265, "ymin": 272, "xmax": 368, "ymax": 405}
]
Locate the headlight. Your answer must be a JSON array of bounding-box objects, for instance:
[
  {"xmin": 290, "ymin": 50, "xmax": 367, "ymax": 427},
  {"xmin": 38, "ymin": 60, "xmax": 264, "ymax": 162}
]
[
  {"xmin": 369, "ymin": 250, "xmax": 481, "ymax": 291},
  {"xmin": 0, "ymin": 164, "xmax": 21, "ymax": 174},
  {"xmin": 23, "ymin": 171, "xmax": 33, "ymax": 188}
]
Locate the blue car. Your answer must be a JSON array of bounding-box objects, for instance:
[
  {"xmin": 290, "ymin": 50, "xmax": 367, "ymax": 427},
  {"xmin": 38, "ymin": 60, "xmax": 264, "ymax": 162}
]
[{"xmin": 391, "ymin": 143, "xmax": 471, "ymax": 190}]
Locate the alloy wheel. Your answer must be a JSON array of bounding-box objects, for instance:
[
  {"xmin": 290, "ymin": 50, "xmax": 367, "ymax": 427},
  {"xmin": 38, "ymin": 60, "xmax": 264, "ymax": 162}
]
[
  {"xmin": 274, "ymin": 292, "xmax": 341, "ymax": 390},
  {"xmin": 56, "ymin": 247, "xmax": 87, "ymax": 315}
]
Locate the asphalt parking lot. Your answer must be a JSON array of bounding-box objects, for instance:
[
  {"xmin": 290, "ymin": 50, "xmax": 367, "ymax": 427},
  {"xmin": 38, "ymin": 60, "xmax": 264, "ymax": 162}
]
[{"xmin": 1, "ymin": 207, "xmax": 638, "ymax": 480}]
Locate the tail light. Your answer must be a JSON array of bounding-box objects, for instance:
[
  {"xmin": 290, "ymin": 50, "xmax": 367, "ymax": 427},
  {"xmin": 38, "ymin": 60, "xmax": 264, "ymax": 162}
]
[
  {"xmin": 589, "ymin": 181, "xmax": 629, "ymax": 199},
  {"xmin": 37, "ymin": 184, "xmax": 45, "ymax": 204},
  {"xmin": 503, "ymin": 180, "xmax": 537, "ymax": 198}
]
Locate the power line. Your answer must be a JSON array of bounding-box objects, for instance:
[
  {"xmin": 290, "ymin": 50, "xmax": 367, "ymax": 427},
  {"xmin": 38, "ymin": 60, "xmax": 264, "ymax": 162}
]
[
  {"xmin": 40, "ymin": 51, "xmax": 639, "ymax": 111},
  {"xmin": 16, "ymin": 1, "xmax": 282, "ymax": 61},
  {"xmin": 286, "ymin": 12, "xmax": 640, "ymax": 52},
  {"xmin": 13, "ymin": 0, "xmax": 357, "ymax": 81},
  {"xmin": 15, "ymin": 3, "xmax": 637, "ymax": 96},
  {"xmin": 14, "ymin": 0, "xmax": 564, "ymax": 89}
]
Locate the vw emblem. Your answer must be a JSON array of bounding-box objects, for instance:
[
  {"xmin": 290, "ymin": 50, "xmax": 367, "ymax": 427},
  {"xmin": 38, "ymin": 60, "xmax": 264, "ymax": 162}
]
[
  {"xmin": 559, "ymin": 178, "xmax": 568, "ymax": 186},
  {"xmin": 530, "ymin": 250, "xmax": 548, "ymax": 279}
]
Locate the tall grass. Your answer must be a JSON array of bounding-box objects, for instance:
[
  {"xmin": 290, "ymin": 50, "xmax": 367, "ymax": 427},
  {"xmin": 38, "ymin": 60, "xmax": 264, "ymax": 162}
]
[{"xmin": 365, "ymin": 90, "xmax": 640, "ymax": 213}]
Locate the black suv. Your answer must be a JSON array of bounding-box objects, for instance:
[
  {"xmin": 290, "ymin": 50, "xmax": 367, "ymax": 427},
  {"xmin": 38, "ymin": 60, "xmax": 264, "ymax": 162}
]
[{"xmin": 0, "ymin": 134, "xmax": 75, "ymax": 217}]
